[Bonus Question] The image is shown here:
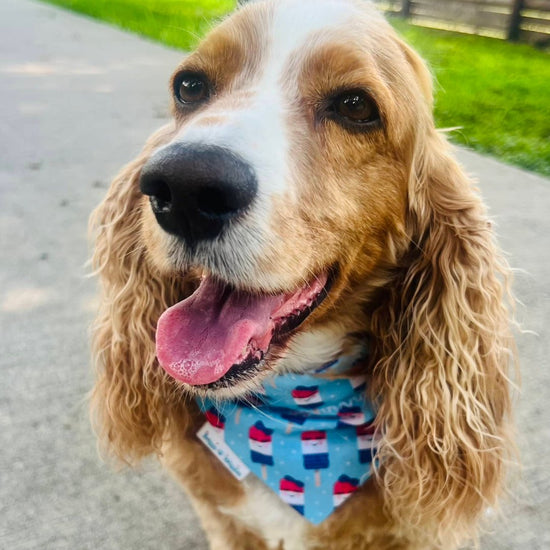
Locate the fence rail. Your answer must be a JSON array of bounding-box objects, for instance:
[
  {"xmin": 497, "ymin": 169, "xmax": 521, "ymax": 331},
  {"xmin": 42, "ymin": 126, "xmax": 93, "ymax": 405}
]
[{"xmin": 373, "ymin": 0, "xmax": 550, "ymax": 44}]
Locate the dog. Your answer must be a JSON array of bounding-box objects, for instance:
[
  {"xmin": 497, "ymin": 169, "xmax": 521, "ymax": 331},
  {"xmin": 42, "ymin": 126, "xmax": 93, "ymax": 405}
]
[{"xmin": 89, "ymin": 1, "xmax": 515, "ymax": 548}]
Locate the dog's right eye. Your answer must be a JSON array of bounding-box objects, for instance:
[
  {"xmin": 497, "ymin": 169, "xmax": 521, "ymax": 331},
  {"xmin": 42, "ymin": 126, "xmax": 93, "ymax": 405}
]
[{"xmin": 174, "ymin": 72, "xmax": 211, "ymax": 106}]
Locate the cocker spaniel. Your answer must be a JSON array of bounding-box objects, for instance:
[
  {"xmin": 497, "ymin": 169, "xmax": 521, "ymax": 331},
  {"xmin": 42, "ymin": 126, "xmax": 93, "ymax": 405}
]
[{"xmin": 89, "ymin": 1, "xmax": 515, "ymax": 548}]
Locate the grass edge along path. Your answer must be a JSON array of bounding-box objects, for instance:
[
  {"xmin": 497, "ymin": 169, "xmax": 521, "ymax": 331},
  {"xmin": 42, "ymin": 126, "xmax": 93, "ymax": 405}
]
[{"xmin": 42, "ymin": 0, "xmax": 550, "ymax": 178}]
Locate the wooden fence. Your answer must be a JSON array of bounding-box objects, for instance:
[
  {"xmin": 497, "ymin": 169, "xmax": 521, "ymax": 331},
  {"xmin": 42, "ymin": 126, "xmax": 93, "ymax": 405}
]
[{"xmin": 374, "ymin": 0, "xmax": 550, "ymax": 44}]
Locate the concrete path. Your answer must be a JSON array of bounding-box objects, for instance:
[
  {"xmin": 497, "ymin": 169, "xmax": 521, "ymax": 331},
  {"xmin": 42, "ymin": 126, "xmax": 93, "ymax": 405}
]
[{"xmin": 0, "ymin": 1, "xmax": 548, "ymax": 549}]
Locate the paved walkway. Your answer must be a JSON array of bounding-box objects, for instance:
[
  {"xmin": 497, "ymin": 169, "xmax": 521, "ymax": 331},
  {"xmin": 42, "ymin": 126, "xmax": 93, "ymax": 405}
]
[{"xmin": 0, "ymin": 1, "xmax": 548, "ymax": 549}]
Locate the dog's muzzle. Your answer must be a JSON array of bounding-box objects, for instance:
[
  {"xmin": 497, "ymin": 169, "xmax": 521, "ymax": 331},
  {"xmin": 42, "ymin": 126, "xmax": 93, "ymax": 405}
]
[{"xmin": 140, "ymin": 143, "xmax": 258, "ymax": 247}]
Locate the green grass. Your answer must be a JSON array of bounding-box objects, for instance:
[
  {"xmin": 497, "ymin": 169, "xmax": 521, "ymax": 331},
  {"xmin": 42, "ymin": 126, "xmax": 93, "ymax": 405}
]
[
  {"xmin": 392, "ymin": 20, "xmax": 550, "ymax": 177},
  {"xmin": 43, "ymin": 0, "xmax": 550, "ymax": 177},
  {"xmin": 44, "ymin": 0, "xmax": 237, "ymax": 51}
]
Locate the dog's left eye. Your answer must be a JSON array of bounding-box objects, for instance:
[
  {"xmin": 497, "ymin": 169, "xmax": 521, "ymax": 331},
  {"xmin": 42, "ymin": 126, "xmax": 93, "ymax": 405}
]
[
  {"xmin": 325, "ymin": 89, "xmax": 380, "ymax": 129},
  {"xmin": 174, "ymin": 72, "xmax": 211, "ymax": 105}
]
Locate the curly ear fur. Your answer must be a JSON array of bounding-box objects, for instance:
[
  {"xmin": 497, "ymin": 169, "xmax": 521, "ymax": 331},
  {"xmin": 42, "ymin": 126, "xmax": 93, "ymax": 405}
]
[
  {"xmin": 89, "ymin": 124, "xmax": 192, "ymax": 463},
  {"xmin": 370, "ymin": 131, "xmax": 515, "ymax": 546},
  {"xmin": 362, "ymin": 38, "xmax": 516, "ymax": 548}
]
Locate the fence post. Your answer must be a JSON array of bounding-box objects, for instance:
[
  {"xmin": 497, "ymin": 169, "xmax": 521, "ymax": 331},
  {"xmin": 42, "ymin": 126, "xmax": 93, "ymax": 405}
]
[
  {"xmin": 401, "ymin": 0, "xmax": 412, "ymax": 18},
  {"xmin": 508, "ymin": 0, "xmax": 525, "ymax": 41}
]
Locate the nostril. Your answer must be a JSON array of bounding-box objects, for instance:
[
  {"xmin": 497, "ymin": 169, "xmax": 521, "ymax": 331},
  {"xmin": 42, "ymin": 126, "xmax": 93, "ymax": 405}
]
[
  {"xmin": 197, "ymin": 186, "xmax": 241, "ymax": 218},
  {"xmin": 146, "ymin": 179, "xmax": 172, "ymax": 214},
  {"xmin": 139, "ymin": 144, "xmax": 258, "ymax": 243}
]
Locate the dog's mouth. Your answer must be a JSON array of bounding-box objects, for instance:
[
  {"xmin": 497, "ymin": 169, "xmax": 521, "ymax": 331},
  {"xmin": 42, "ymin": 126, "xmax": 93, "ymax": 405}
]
[{"xmin": 156, "ymin": 271, "xmax": 333, "ymax": 389}]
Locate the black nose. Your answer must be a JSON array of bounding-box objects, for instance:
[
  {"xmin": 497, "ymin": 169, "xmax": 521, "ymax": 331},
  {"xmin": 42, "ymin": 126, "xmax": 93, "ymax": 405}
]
[{"xmin": 139, "ymin": 143, "xmax": 257, "ymax": 245}]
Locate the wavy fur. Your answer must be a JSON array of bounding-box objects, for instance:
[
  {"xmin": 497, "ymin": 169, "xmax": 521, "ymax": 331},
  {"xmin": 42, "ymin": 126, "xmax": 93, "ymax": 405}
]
[
  {"xmin": 369, "ymin": 51, "xmax": 515, "ymax": 544},
  {"xmin": 89, "ymin": 5, "xmax": 515, "ymax": 549},
  {"xmin": 89, "ymin": 124, "xmax": 193, "ymax": 462}
]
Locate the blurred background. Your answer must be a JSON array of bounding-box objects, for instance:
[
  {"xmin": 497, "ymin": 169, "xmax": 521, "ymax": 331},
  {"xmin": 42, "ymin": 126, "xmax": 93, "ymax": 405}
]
[{"xmin": 0, "ymin": 0, "xmax": 548, "ymax": 549}]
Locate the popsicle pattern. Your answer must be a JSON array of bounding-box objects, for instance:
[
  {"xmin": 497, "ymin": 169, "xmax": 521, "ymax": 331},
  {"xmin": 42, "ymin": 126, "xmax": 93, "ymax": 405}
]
[
  {"xmin": 356, "ymin": 422, "xmax": 378, "ymax": 464},
  {"xmin": 333, "ymin": 475, "xmax": 359, "ymax": 507},
  {"xmin": 301, "ymin": 431, "xmax": 329, "ymax": 469},
  {"xmin": 291, "ymin": 386, "xmax": 324, "ymax": 408},
  {"xmin": 249, "ymin": 421, "xmax": 274, "ymax": 466},
  {"xmin": 205, "ymin": 407, "xmax": 226, "ymax": 440},
  {"xmin": 196, "ymin": 348, "xmax": 379, "ymax": 524},
  {"xmin": 279, "ymin": 475, "xmax": 305, "ymax": 515},
  {"xmin": 337, "ymin": 405, "xmax": 366, "ymax": 427}
]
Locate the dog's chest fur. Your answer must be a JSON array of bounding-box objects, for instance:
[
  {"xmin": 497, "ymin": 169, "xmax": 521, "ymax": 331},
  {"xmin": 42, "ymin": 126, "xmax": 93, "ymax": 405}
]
[{"xmin": 221, "ymin": 476, "xmax": 309, "ymax": 549}]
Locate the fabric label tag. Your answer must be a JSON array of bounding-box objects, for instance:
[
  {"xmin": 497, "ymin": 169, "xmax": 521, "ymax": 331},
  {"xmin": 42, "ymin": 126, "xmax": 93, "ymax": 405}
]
[{"xmin": 197, "ymin": 422, "xmax": 250, "ymax": 481}]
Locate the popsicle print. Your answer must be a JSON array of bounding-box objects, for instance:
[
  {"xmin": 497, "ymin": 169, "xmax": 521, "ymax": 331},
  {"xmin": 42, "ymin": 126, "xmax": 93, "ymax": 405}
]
[
  {"xmin": 333, "ymin": 475, "xmax": 359, "ymax": 508},
  {"xmin": 280, "ymin": 409, "xmax": 308, "ymax": 434},
  {"xmin": 337, "ymin": 405, "xmax": 366, "ymax": 427},
  {"xmin": 291, "ymin": 385, "xmax": 324, "ymax": 408},
  {"xmin": 279, "ymin": 475, "xmax": 305, "ymax": 516},
  {"xmin": 205, "ymin": 407, "xmax": 226, "ymax": 441},
  {"xmin": 356, "ymin": 421, "xmax": 377, "ymax": 464},
  {"xmin": 249, "ymin": 421, "xmax": 274, "ymax": 480},
  {"xmin": 301, "ymin": 430, "xmax": 329, "ymax": 487}
]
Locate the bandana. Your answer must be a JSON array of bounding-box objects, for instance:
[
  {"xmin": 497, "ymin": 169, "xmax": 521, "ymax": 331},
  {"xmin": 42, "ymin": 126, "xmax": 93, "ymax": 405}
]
[{"xmin": 196, "ymin": 350, "xmax": 379, "ymax": 524}]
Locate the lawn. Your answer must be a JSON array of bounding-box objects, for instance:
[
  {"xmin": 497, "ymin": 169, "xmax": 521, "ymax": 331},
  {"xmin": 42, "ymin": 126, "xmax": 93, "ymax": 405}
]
[
  {"xmin": 392, "ymin": 20, "xmax": 550, "ymax": 177},
  {"xmin": 43, "ymin": 0, "xmax": 550, "ymax": 177},
  {"xmin": 43, "ymin": 0, "xmax": 236, "ymax": 51}
]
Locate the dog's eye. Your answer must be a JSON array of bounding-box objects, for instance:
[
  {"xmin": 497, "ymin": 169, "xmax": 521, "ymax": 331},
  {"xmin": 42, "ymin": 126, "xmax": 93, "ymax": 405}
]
[
  {"xmin": 326, "ymin": 89, "xmax": 380, "ymax": 130},
  {"xmin": 335, "ymin": 92, "xmax": 375, "ymax": 122},
  {"xmin": 174, "ymin": 72, "xmax": 210, "ymax": 105}
]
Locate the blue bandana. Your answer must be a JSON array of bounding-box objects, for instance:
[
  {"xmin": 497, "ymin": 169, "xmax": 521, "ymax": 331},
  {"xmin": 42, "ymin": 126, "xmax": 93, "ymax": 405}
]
[{"xmin": 196, "ymin": 352, "xmax": 378, "ymax": 524}]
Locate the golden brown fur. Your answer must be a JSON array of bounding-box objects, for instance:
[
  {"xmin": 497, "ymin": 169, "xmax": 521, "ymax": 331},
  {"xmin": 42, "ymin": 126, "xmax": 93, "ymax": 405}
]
[{"xmin": 89, "ymin": 1, "xmax": 515, "ymax": 548}]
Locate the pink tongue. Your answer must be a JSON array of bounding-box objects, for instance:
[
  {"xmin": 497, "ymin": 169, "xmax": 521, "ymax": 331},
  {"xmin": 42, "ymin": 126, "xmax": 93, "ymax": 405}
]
[{"xmin": 156, "ymin": 278, "xmax": 287, "ymax": 385}]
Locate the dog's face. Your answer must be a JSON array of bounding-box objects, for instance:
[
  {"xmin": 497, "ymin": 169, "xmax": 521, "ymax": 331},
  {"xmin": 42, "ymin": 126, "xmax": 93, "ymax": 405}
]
[{"xmin": 138, "ymin": 0, "xmax": 431, "ymax": 396}]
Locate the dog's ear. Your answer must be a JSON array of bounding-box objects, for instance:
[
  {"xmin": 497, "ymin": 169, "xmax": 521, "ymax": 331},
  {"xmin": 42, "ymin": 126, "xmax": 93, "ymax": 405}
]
[
  {"xmin": 395, "ymin": 37, "xmax": 433, "ymax": 108},
  {"xmin": 369, "ymin": 58, "xmax": 515, "ymax": 545},
  {"xmin": 89, "ymin": 124, "xmax": 188, "ymax": 463}
]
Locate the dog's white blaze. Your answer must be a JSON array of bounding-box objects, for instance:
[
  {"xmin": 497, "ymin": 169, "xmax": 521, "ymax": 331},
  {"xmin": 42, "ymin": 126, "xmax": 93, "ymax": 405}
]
[
  {"xmin": 173, "ymin": 1, "xmax": 357, "ymax": 271},
  {"xmin": 249, "ymin": 0, "xmax": 357, "ymax": 201}
]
